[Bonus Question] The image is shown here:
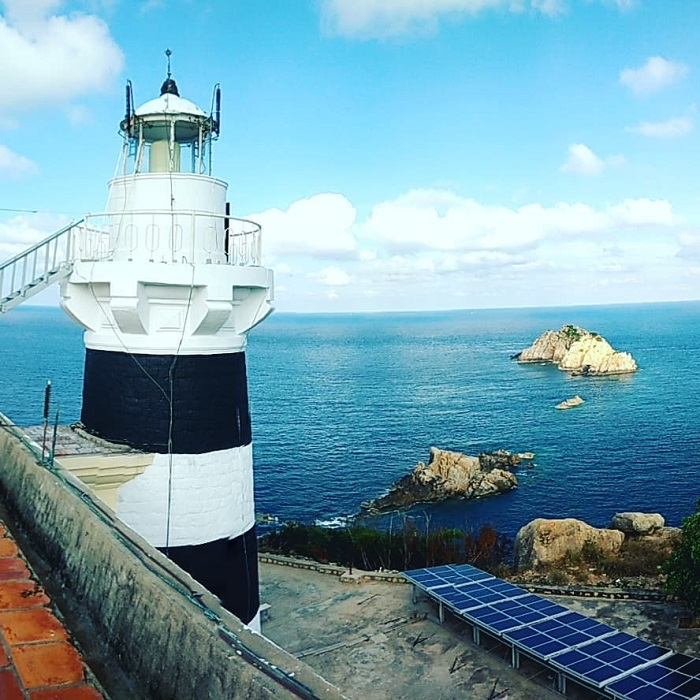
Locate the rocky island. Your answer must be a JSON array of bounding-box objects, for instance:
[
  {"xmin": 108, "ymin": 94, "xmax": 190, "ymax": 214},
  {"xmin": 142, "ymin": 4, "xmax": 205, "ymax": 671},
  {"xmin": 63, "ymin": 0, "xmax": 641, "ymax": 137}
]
[
  {"xmin": 361, "ymin": 447, "xmax": 530, "ymax": 514},
  {"xmin": 514, "ymin": 324, "xmax": 637, "ymax": 375}
]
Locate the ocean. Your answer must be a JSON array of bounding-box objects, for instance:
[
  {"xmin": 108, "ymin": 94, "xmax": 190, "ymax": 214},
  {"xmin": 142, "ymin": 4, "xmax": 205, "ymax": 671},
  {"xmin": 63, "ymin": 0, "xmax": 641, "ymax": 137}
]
[{"xmin": 1, "ymin": 302, "xmax": 698, "ymax": 540}]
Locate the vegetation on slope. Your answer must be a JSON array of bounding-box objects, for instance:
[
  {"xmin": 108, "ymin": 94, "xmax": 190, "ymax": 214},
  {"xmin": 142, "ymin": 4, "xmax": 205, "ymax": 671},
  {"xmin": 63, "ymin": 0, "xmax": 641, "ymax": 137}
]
[
  {"xmin": 665, "ymin": 501, "xmax": 700, "ymax": 617},
  {"xmin": 259, "ymin": 521, "xmax": 511, "ymax": 575}
]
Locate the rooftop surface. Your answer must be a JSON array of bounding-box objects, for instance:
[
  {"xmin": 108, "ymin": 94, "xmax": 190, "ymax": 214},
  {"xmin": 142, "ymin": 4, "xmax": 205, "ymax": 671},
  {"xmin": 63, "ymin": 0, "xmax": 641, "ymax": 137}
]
[
  {"xmin": 22, "ymin": 425, "xmax": 142, "ymax": 458},
  {"xmin": 0, "ymin": 518, "xmax": 106, "ymax": 699},
  {"xmin": 259, "ymin": 558, "xmax": 700, "ymax": 700}
]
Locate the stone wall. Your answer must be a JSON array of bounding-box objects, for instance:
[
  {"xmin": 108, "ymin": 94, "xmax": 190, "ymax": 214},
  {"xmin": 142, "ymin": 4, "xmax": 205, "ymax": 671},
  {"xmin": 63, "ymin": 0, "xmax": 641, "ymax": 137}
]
[
  {"xmin": 259, "ymin": 553, "xmax": 409, "ymax": 584},
  {"xmin": 0, "ymin": 414, "xmax": 342, "ymax": 700}
]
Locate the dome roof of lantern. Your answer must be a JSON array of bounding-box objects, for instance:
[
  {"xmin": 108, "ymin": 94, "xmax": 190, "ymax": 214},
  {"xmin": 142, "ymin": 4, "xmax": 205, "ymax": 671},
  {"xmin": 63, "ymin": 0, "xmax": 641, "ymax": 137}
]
[{"xmin": 134, "ymin": 93, "xmax": 207, "ymax": 118}]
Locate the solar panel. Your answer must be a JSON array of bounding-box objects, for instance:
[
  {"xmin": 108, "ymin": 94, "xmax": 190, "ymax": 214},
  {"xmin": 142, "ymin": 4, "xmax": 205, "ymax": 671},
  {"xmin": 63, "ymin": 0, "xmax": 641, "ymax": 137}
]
[
  {"xmin": 504, "ymin": 611, "xmax": 617, "ymax": 660},
  {"xmin": 606, "ymin": 652, "xmax": 700, "ymax": 700},
  {"xmin": 550, "ymin": 631, "xmax": 671, "ymax": 688},
  {"xmin": 439, "ymin": 578, "xmax": 525, "ymax": 608},
  {"xmin": 405, "ymin": 564, "xmax": 700, "ymax": 700},
  {"xmin": 404, "ymin": 564, "xmax": 494, "ymax": 591},
  {"xmin": 463, "ymin": 594, "xmax": 569, "ymax": 635}
]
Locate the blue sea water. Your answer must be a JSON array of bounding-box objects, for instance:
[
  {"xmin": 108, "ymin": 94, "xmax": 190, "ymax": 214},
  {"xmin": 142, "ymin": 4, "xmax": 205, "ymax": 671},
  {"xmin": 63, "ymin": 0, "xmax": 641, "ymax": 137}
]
[{"xmin": 0, "ymin": 302, "xmax": 698, "ymax": 539}]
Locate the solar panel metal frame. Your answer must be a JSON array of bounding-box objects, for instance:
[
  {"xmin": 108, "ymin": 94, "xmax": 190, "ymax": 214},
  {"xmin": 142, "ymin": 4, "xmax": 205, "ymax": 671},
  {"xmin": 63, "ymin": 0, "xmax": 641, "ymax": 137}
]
[
  {"xmin": 405, "ymin": 564, "xmax": 700, "ymax": 700},
  {"xmin": 404, "ymin": 564, "xmax": 495, "ymax": 592},
  {"xmin": 461, "ymin": 593, "xmax": 571, "ymax": 635},
  {"xmin": 605, "ymin": 652, "xmax": 700, "ymax": 700},
  {"xmin": 503, "ymin": 610, "xmax": 619, "ymax": 661},
  {"xmin": 549, "ymin": 631, "xmax": 673, "ymax": 689},
  {"xmin": 405, "ymin": 564, "xmax": 576, "ymax": 640},
  {"xmin": 434, "ymin": 578, "xmax": 528, "ymax": 613}
]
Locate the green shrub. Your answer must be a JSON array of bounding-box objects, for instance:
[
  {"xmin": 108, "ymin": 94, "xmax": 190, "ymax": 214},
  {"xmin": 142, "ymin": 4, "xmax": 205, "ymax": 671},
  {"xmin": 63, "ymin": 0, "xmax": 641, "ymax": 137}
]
[
  {"xmin": 259, "ymin": 520, "xmax": 511, "ymax": 573},
  {"xmin": 604, "ymin": 538, "xmax": 672, "ymax": 578},
  {"xmin": 665, "ymin": 502, "xmax": 700, "ymax": 615}
]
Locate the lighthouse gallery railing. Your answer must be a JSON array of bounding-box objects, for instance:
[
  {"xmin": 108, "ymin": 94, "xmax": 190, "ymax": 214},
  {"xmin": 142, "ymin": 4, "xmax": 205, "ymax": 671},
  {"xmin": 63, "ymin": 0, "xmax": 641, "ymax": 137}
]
[
  {"xmin": 0, "ymin": 211, "xmax": 262, "ymax": 313},
  {"xmin": 73, "ymin": 210, "xmax": 262, "ymax": 266}
]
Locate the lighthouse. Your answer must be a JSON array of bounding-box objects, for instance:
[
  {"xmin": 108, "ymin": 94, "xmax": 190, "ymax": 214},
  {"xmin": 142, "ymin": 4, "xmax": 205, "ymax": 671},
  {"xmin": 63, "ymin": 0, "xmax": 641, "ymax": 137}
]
[{"xmin": 60, "ymin": 59, "xmax": 273, "ymax": 630}]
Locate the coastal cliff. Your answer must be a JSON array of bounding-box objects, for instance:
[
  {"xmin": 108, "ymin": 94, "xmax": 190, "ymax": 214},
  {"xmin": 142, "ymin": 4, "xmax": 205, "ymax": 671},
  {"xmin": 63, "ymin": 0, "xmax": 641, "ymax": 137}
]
[
  {"xmin": 515, "ymin": 324, "xmax": 637, "ymax": 375},
  {"xmin": 361, "ymin": 447, "xmax": 526, "ymax": 513}
]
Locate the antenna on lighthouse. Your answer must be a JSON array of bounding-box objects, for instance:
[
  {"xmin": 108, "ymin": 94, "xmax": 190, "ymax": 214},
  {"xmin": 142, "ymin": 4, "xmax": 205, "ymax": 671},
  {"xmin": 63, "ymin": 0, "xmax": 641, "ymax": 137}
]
[
  {"xmin": 212, "ymin": 84, "xmax": 221, "ymax": 136},
  {"xmin": 124, "ymin": 80, "xmax": 134, "ymax": 138},
  {"xmin": 160, "ymin": 48, "xmax": 179, "ymax": 96}
]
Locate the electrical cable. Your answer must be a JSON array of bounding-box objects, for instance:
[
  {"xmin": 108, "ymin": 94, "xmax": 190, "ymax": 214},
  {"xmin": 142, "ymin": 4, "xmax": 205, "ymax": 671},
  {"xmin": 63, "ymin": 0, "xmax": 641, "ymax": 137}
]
[
  {"xmin": 0, "ymin": 418, "xmax": 323, "ymax": 700},
  {"xmin": 163, "ymin": 118, "xmax": 197, "ymax": 554}
]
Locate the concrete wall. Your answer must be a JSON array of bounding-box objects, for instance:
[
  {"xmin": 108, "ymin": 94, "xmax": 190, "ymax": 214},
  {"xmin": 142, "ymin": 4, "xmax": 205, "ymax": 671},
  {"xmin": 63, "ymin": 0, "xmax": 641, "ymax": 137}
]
[{"xmin": 0, "ymin": 416, "xmax": 343, "ymax": 700}]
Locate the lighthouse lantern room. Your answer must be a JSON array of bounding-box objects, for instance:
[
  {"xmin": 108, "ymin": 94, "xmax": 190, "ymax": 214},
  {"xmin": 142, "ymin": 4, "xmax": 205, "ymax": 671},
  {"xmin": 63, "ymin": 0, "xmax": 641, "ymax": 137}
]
[{"xmin": 60, "ymin": 56, "xmax": 274, "ymax": 631}]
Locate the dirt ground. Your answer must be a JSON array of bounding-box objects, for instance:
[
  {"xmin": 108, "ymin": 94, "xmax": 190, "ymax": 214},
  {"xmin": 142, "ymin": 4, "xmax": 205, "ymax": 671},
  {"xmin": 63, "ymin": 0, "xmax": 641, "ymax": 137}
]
[{"xmin": 259, "ymin": 561, "xmax": 700, "ymax": 700}]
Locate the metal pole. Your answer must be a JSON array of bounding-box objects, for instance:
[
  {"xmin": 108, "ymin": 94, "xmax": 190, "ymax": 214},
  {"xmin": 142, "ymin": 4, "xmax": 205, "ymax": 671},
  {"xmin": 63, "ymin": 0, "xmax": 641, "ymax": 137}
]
[
  {"xmin": 41, "ymin": 380, "xmax": 51, "ymax": 462},
  {"xmin": 49, "ymin": 404, "xmax": 60, "ymax": 467}
]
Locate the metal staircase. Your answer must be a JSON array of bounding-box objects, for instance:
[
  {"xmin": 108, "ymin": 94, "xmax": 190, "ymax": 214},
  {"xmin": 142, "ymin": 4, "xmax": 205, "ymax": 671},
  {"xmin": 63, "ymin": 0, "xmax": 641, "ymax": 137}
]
[{"xmin": 0, "ymin": 220, "xmax": 83, "ymax": 313}]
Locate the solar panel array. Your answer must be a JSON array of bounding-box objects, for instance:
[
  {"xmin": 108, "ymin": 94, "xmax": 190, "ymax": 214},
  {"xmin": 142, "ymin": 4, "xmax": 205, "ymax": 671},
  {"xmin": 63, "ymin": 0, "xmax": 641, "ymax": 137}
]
[
  {"xmin": 468, "ymin": 593, "xmax": 568, "ymax": 635},
  {"xmin": 607, "ymin": 653, "xmax": 700, "ymax": 700},
  {"xmin": 505, "ymin": 611, "xmax": 616, "ymax": 661},
  {"xmin": 550, "ymin": 632, "xmax": 671, "ymax": 688},
  {"xmin": 404, "ymin": 564, "xmax": 700, "ymax": 700}
]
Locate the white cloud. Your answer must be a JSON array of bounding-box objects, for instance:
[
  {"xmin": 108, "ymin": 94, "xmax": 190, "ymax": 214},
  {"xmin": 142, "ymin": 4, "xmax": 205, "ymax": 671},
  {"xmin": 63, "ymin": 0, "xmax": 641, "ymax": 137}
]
[
  {"xmin": 626, "ymin": 116, "xmax": 693, "ymax": 138},
  {"xmin": 677, "ymin": 231, "xmax": 700, "ymax": 261},
  {"xmin": 560, "ymin": 143, "xmax": 625, "ymax": 176},
  {"xmin": 561, "ymin": 144, "xmax": 605, "ymax": 175},
  {"xmin": 65, "ymin": 104, "xmax": 93, "ymax": 126},
  {"xmin": 310, "ymin": 266, "xmax": 352, "ymax": 286},
  {"xmin": 531, "ymin": 0, "xmax": 566, "ymax": 14},
  {"xmin": 0, "ymin": 144, "xmax": 37, "ymax": 177},
  {"xmin": 0, "ymin": 212, "xmax": 68, "ymax": 261},
  {"xmin": 319, "ymin": 0, "xmax": 632, "ymax": 38},
  {"xmin": 0, "ymin": 0, "xmax": 124, "ymax": 118},
  {"xmin": 2, "ymin": 0, "xmax": 62, "ymax": 26},
  {"xmin": 619, "ymin": 56, "xmax": 688, "ymax": 95},
  {"xmin": 607, "ymin": 198, "xmax": 677, "ymax": 226},
  {"xmin": 249, "ymin": 193, "xmax": 358, "ymax": 259},
  {"xmin": 248, "ymin": 188, "xmax": 691, "ymax": 312},
  {"xmin": 320, "ymin": 0, "xmax": 559, "ymax": 38},
  {"xmin": 360, "ymin": 189, "xmax": 676, "ymax": 256}
]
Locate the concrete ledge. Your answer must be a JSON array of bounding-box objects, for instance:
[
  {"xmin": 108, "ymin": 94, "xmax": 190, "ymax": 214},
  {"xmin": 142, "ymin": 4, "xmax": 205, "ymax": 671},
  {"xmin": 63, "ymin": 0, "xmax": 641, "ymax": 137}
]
[
  {"xmin": 260, "ymin": 555, "xmax": 671, "ymax": 600},
  {"xmin": 259, "ymin": 554, "xmax": 409, "ymax": 584},
  {"xmin": 519, "ymin": 582, "xmax": 674, "ymax": 602},
  {"xmin": 0, "ymin": 416, "xmax": 344, "ymax": 700}
]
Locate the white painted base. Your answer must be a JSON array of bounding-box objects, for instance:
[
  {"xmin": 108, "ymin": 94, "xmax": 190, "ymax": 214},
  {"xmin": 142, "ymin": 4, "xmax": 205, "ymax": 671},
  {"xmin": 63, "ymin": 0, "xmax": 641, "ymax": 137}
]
[
  {"xmin": 61, "ymin": 260, "xmax": 274, "ymax": 355},
  {"xmin": 247, "ymin": 608, "xmax": 261, "ymax": 634},
  {"xmin": 116, "ymin": 444, "xmax": 255, "ymax": 548}
]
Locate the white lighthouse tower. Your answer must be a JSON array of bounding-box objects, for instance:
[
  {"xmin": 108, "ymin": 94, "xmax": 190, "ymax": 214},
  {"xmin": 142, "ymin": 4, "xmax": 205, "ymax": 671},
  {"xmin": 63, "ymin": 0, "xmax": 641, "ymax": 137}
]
[{"xmin": 60, "ymin": 57, "xmax": 273, "ymax": 630}]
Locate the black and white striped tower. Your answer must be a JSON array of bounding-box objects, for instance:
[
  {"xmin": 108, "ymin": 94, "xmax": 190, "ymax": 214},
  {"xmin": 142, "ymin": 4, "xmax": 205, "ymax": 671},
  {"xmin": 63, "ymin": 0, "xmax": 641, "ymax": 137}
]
[{"xmin": 60, "ymin": 63, "xmax": 273, "ymax": 631}]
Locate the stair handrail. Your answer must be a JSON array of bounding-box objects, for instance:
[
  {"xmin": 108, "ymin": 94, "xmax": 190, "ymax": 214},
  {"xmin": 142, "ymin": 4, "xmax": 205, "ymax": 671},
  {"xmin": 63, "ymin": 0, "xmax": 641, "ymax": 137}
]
[{"xmin": 0, "ymin": 219, "xmax": 84, "ymax": 272}]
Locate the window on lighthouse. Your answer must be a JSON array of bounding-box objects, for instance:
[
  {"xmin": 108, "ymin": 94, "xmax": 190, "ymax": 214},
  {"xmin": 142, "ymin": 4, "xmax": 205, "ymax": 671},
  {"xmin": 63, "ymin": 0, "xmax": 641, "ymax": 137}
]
[{"xmin": 149, "ymin": 137, "xmax": 180, "ymax": 173}]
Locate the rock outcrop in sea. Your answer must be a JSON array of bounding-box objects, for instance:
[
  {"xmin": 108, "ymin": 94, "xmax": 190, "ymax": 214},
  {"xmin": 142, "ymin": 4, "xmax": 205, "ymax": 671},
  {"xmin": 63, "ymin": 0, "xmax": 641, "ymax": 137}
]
[
  {"xmin": 555, "ymin": 395, "xmax": 585, "ymax": 410},
  {"xmin": 514, "ymin": 324, "xmax": 637, "ymax": 375},
  {"xmin": 361, "ymin": 447, "xmax": 530, "ymax": 513}
]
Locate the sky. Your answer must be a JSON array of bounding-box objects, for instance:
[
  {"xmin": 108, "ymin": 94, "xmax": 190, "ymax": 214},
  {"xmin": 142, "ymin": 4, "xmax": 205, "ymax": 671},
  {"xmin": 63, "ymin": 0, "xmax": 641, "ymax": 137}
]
[{"xmin": 1, "ymin": 0, "xmax": 700, "ymax": 313}]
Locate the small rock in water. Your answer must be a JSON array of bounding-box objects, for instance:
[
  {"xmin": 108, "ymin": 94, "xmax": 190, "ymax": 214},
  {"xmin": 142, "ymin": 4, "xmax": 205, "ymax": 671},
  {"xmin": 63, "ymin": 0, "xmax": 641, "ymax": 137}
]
[{"xmin": 555, "ymin": 395, "xmax": 584, "ymax": 410}]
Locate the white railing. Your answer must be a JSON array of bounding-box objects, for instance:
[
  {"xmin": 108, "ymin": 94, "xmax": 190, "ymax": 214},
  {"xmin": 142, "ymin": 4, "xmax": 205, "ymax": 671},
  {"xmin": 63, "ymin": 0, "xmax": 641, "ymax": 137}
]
[
  {"xmin": 0, "ymin": 221, "xmax": 81, "ymax": 312},
  {"xmin": 0, "ymin": 211, "xmax": 264, "ymax": 313},
  {"xmin": 71, "ymin": 210, "xmax": 262, "ymax": 266}
]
